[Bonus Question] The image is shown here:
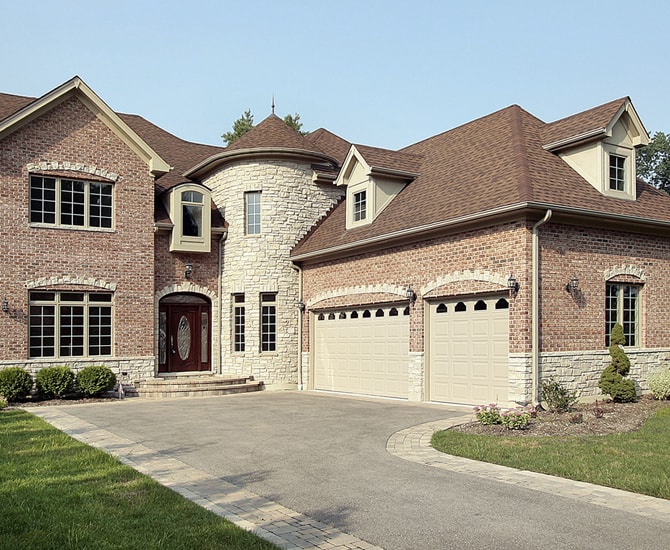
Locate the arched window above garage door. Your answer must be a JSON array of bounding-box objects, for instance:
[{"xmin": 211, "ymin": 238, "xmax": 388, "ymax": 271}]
[
  {"xmin": 436, "ymin": 303, "xmax": 447, "ymax": 313},
  {"xmin": 328, "ymin": 312, "xmax": 335, "ymax": 320},
  {"xmin": 318, "ymin": 313, "xmax": 325, "ymax": 321},
  {"xmin": 389, "ymin": 307, "xmax": 398, "ymax": 316},
  {"xmin": 351, "ymin": 311, "xmax": 359, "ymax": 318},
  {"xmin": 474, "ymin": 300, "xmax": 487, "ymax": 311},
  {"xmin": 339, "ymin": 312, "xmax": 347, "ymax": 319},
  {"xmin": 495, "ymin": 298, "xmax": 509, "ymax": 309},
  {"xmin": 455, "ymin": 302, "xmax": 467, "ymax": 312},
  {"xmin": 363, "ymin": 310, "xmax": 371, "ymax": 318},
  {"xmin": 376, "ymin": 309, "xmax": 384, "ymax": 317}
]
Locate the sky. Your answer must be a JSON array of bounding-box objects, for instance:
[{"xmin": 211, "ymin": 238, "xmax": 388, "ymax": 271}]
[{"xmin": 3, "ymin": 0, "xmax": 669, "ymax": 150}]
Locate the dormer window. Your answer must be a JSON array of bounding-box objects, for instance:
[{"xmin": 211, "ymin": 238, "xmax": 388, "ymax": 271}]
[
  {"xmin": 609, "ymin": 154, "xmax": 626, "ymax": 192},
  {"xmin": 166, "ymin": 184, "xmax": 211, "ymax": 253},
  {"xmin": 353, "ymin": 190, "xmax": 367, "ymax": 221}
]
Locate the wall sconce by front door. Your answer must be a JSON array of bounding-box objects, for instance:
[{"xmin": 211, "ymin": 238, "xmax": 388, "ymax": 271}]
[
  {"xmin": 507, "ymin": 275, "xmax": 520, "ymax": 296},
  {"xmin": 405, "ymin": 285, "xmax": 416, "ymax": 304},
  {"xmin": 185, "ymin": 262, "xmax": 193, "ymax": 279}
]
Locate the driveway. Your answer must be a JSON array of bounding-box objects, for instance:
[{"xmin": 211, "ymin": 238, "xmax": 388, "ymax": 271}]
[{"xmin": 29, "ymin": 391, "xmax": 670, "ymax": 549}]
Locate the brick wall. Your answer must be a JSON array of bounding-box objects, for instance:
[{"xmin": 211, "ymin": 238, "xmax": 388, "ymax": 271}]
[{"xmin": 0, "ymin": 96, "xmax": 156, "ymax": 376}]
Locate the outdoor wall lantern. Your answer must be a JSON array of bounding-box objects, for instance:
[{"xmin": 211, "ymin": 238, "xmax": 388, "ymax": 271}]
[
  {"xmin": 405, "ymin": 285, "xmax": 416, "ymax": 303},
  {"xmin": 1, "ymin": 300, "xmax": 8, "ymax": 313},
  {"xmin": 507, "ymin": 275, "xmax": 520, "ymax": 296},
  {"xmin": 298, "ymin": 301, "xmax": 306, "ymax": 312},
  {"xmin": 565, "ymin": 274, "xmax": 579, "ymax": 294},
  {"xmin": 185, "ymin": 262, "xmax": 193, "ymax": 279}
]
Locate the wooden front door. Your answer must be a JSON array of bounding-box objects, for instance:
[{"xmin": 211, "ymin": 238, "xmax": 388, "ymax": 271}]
[{"xmin": 159, "ymin": 298, "xmax": 211, "ymax": 373}]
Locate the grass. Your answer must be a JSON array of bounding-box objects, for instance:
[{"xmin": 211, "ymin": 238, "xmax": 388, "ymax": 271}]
[
  {"xmin": 0, "ymin": 409, "xmax": 279, "ymax": 550},
  {"xmin": 431, "ymin": 407, "xmax": 670, "ymax": 500}
]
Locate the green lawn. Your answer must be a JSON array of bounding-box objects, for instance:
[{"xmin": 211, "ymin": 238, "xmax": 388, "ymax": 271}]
[
  {"xmin": 431, "ymin": 406, "xmax": 670, "ymax": 500},
  {"xmin": 0, "ymin": 409, "xmax": 279, "ymax": 550}
]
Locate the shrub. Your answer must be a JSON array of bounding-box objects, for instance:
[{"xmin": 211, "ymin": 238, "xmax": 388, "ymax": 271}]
[
  {"xmin": 474, "ymin": 404, "xmax": 501, "ymax": 425},
  {"xmin": 500, "ymin": 407, "xmax": 531, "ymax": 430},
  {"xmin": 648, "ymin": 368, "xmax": 670, "ymax": 400},
  {"xmin": 599, "ymin": 323, "xmax": 637, "ymax": 403},
  {"xmin": 0, "ymin": 398, "xmax": 8, "ymax": 409},
  {"xmin": 541, "ymin": 377, "xmax": 578, "ymax": 413},
  {"xmin": 0, "ymin": 367, "xmax": 33, "ymax": 401},
  {"xmin": 76, "ymin": 366, "xmax": 116, "ymax": 397},
  {"xmin": 35, "ymin": 366, "xmax": 75, "ymax": 399}
]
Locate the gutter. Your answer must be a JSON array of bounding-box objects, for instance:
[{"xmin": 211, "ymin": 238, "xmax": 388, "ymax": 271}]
[
  {"xmin": 291, "ymin": 263, "xmax": 304, "ymax": 390},
  {"xmin": 532, "ymin": 209, "xmax": 552, "ymax": 405}
]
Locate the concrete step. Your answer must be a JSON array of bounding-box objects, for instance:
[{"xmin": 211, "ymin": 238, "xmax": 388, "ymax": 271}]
[{"xmin": 126, "ymin": 375, "xmax": 263, "ymax": 399}]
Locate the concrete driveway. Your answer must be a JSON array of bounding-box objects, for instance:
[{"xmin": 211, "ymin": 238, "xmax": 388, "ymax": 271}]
[{"xmin": 29, "ymin": 391, "xmax": 670, "ymax": 549}]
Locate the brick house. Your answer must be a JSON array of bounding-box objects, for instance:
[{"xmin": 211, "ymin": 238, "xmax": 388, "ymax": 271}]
[{"xmin": 1, "ymin": 76, "xmax": 669, "ymax": 405}]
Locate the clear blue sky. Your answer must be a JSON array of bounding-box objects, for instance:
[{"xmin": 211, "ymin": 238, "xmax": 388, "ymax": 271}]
[{"xmin": 3, "ymin": 0, "xmax": 668, "ymax": 150}]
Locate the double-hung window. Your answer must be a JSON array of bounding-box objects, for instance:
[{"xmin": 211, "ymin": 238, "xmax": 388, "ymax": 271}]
[
  {"xmin": 260, "ymin": 293, "xmax": 276, "ymax": 352},
  {"xmin": 30, "ymin": 175, "xmax": 113, "ymax": 229},
  {"xmin": 29, "ymin": 291, "xmax": 113, "ymax": 358},
  {"xmin": 233, "ymin": 294, "xmax": 246, "ymax": 352},
  {"xmin": 245, "ymin": 191, "xmax": 261, "ymax": 234},
  {"xmin": 353, "ymin": 190, "xmax": 367, "ymax": 222},
  {"xmin": 605, "ymin": 283, "xmax": 639, "ymax": 346},
  {"xmin": 609, "ymin": 155, "xmax": 626, "ymax": 192}
]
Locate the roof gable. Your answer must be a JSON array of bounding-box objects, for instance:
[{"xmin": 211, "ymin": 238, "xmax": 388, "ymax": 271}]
[{"xmin": 0, "ymin": 76, "xmax": 170, "ymax": 175}]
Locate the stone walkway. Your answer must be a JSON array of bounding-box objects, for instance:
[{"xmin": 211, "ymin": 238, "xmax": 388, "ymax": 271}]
[{"xmin": 28, "ymin": 407, "xmax": 670, "ymax": 550}]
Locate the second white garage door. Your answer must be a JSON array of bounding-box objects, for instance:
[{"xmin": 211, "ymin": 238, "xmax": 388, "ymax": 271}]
[
  {"xmin": 313, "ymin": 305, "xmax": 409, "ymax": 398},
  {"xmin": 429, "ymin": 295, "xmax": 509, "ymax": 405}
]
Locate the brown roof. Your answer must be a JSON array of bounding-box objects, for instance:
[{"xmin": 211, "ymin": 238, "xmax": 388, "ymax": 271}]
[
  {"xmin": 292, "ymin": 101, "xmax": 670, "ymax": 259},
  {"xmin": 354, "ymin": 144, "xmax": 423, "ymax": 176},
  {"xmin": 0, "ymin": 92, "xmax": 34, "ymax": 120},
  {"xmin": 225, "ymin": 113, "xmax": 323, "ymax": 153},
  {"xmin": 305, "ymin": 128, "xmax": 351, "ymax": 164}
]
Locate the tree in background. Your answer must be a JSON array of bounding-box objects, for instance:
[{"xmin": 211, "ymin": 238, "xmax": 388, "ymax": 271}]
[
  {"xmin": 637, "ymin": 131, "xmax": 670, "ymax": 193},
  {"xmin": 222, "ymin": 110, "xmax": 307, "ymax": 145}
]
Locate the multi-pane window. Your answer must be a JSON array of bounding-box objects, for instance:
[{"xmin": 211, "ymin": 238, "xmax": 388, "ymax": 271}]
[
  {"xmin": 233, "ymin": 294, "xmax": 245, "ymax": 352},
  {"xmin": 245, "ymin": 191, "xmax": 261, "ymax": 234},
  {"xmin": 29, "ymin": 291, "xmax": 113, "ymax": 358},
  {"xmin": 353, "ymin": 190, "xmax": 367, "ymax": 222},
  {"xmin": 605, "ymin": 283, "xmax": 639, "ymax": 346},
  {"xmin": 182, "ymin": 190, "xmax": 203, "ymax": 237},
  {"xmin": 30, "ymin": 176, "xmax": 113, "ymax": 228},
  {"xmin": 609, "ymin": 155, "xmax": 626, "ymax": 191},
  {"xmin": 260, "ymin": 293, "xmax": 276, "ymax": 352}
]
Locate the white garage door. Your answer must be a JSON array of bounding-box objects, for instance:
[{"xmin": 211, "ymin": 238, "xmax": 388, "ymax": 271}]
[
  {"xmin": 313, "ymin": 305, "xmax": 409, "ymax": 398},
  {"xmin": 429, "ymin": 295, "xmax": 509, "ymax": 405}
]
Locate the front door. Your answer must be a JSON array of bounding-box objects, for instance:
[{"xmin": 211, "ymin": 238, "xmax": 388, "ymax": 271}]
[{"xmin": 159, "ymin": 295, "xmax": 211, "ymax": 373}]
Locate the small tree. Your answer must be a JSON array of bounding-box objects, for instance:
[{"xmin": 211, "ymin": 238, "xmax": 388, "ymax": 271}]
[
  {"xmin": 222, "ymin": 109, "xmax": 255, "ymax": 145},
  {"xmin": 599, "ymin": 323, "xmax": 637, "ymax": 402}
]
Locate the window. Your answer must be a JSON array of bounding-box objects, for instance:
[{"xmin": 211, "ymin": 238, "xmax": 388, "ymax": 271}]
[
  {"xmin": 609, "ymin": 155, "xmax": 626, "ymax": 191},
  {"xmin": 353, "ymin": 190, "xmax": 367, "ymax": 222},
  {"xmin": 182, "ymin": 190, "xmax": 203, "ymax": 237},
  {"xmin": 29, "ymin": 291, "xmax": 112, "ymax": 358},
  {"xmin": 260, "ymin": 293, "xmax": 276, "ymax": 352},
  {"xmin": 30, "ymin": 175, "xmax": 113, "ymax": 229},
  {"xmin": 246, "ymin": 191, "xmax": 261, "ymax": 234},
  {"xmin": 233, "ymin": 294, "xmax": 245, "ymax": 352},
  {"xmin": 606, "ymin": 284, "xmax": 639, "ymax": 346}
]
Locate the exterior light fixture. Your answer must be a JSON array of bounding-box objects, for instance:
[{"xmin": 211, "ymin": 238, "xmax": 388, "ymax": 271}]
[
  {"xmin": 507, "ymin": 275, "xmax": 520, "ymax": 296},
  {"xmin": 1, "ymin": 300, "xmax": 8, "ymax": 313},
  {"xmin": 565, "ymin": 274, "xmax": 579, "ymax": 294},
  {"xmin": 298, "ymin": 301, "xmax": 306, "ymax": 312},
  {"xmin": 405, "ymin": 285, "xmax": 416, "ymax": 303},
  {"xmin": 185, "ymin": 262, "xmax": 193, "ymax": 279}
]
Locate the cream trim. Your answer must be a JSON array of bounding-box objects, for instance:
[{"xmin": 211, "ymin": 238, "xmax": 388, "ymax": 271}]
[{"xmin": 26, "ymin": 276, "xmax": 117, "ymax": 290}]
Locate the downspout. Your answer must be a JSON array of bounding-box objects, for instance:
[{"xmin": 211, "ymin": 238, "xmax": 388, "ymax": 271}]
[
  {"xmin": 532, "ymin": 210, "xmax": 552, "ymax": 405},
  {"xmin": 291, "ymin": 263, "xmax": 304, "ymax": 390},
  {"xmin": 218, "ymin": 229, "xmax": 228, "ymax": 376}
]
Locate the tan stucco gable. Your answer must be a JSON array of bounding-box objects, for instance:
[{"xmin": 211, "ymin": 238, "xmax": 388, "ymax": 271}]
[{"xmin": 0, "ymin": 76, "xmax": 170, "ymax": 175}]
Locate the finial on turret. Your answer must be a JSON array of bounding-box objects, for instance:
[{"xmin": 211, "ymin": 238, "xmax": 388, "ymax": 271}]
[{"xmin": 271, "ymin": 94, "xmax": 275, "ymax": 115}]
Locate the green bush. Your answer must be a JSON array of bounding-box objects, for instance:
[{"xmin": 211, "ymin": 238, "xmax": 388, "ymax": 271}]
[
  {"xmin": 541, "ymin": 377, "xmax": 578, "ymax": 413},
  {"xmin": 500, "ymin": 407, "xmax": 531, "ymax": 430},
  {"xmin": 473, "ymin": 404, "xmax": 501, "ymax": 425},
  {"xmin": 0, "ymin": 367, "xmax": 33, "ymax": 401},
  {"xmin": 0, "ymin": 398, "xmax": 8, "ymax": 409},
  {"xmin": 76, "ymin": 366, "xmax": 116, "ymax": 397},
  {"xmin": 648, "ymin": 368, "xmax": 670, "ymax": 400},
  {"xmin": 599, "ymin": 323, "xmax": 637, "ymax": 403},
  {"xmin": 35, "ymin": 366, "xmax": 75, "ymax": 399}
]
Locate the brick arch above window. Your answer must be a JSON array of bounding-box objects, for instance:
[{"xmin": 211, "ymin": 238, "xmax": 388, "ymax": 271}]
[
  {"xmin": 27, "ymin": 161, "xmax": 119, "ymax": 182},
  {"xmin": 26, "ymin": 276, "xmax": 117, "ymax": 291},
  {"xmin": 603, "ymin": 265, "xmax": 646, "ymax": 282},
  {"xmin": 422, "ymin": 270, "xmax": 509, "ymax": 298},
  {"xmin": 156, "ymin": 282, "xmax": 216, "ymax": 302}
]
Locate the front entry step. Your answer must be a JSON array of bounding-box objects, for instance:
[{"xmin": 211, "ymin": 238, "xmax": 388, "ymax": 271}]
[{"xmin": 130, "ymin": 375, "xmax": 263, "ymax": 399}]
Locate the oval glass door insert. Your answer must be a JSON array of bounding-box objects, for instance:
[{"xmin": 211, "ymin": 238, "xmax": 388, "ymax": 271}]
[{"xmin": 177, "ymin": 315, "xmax": 191, "ymax": 360}]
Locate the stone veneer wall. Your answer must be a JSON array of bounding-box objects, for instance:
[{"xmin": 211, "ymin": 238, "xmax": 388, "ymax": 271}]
[{"xmin": 205, "ymin": 159, "xmax": 343, "ymax": 386}]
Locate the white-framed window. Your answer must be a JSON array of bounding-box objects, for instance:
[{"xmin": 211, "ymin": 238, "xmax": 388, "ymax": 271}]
[
  {"xmin": 29, "ymin": 291, "xmax": 113, "ymax": 358},
  {"xmin": 609, "ymin": 154, "xmax": 626, "ymax": 192},
  {"xmin": 260, "ymin": 293, "xmax": 276, "ymax": 352},
  {"xmin": 30, "ymin": 175, "xmax": 113, "ymax": 229},
  {"xmin": 353, "ymin": 190, "xmax": 367, "ymax": 222},
  {"xmin": 233, "ymin": 294, "xmax": 245, "ymax": 352},
  {"xmin": 246, "ymin": 191, "xmax": 261, "ymax": 235},
  {"xmin": 605, "ymin": 283, "xmax": 639, "ymax": 346}
]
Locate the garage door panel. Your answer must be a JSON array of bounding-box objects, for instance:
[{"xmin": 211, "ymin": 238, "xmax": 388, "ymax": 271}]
[
  {"xmin": 314, "ymin": 305, "xmax": 409, "ymax": 399},
  {"xmin": 430, "ymin": 296, "xmax": 509, "ymax": 405}
]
